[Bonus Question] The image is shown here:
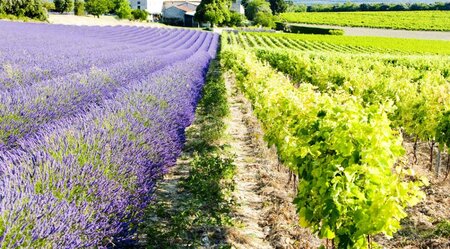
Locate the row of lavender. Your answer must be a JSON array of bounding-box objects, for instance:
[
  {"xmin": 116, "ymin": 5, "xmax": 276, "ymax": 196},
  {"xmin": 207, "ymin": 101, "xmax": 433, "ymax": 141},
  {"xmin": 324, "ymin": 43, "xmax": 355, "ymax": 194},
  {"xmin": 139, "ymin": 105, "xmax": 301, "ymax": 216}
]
[
  {"xmin": 0, "ymin": 22, "xmax": 216, "ymax": 148},
  {"xmin": 0, "ymin": 21, "xmax": 218, "ymax": 247}
]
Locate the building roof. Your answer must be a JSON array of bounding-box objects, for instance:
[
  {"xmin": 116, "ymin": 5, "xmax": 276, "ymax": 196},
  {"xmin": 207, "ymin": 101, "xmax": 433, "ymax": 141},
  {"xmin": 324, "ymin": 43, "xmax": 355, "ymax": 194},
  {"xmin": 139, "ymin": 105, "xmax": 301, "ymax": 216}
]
[
  {"xmin": 173, "ymin": 2, "xmax": 198, "ymax": 12},
  {"xmin": 175, "ymin": 5, "xmax": 193, "ymax": 12}
]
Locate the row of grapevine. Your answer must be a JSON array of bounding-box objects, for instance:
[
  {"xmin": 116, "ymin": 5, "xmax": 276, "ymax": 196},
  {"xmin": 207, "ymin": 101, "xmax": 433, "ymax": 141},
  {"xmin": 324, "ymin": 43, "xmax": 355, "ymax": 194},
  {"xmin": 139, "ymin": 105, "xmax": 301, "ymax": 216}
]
[
  {"xmin": 0, "ymin": 22, "xmax": 218, "ymax": 247},
  {"xmin": 226, "ymin": 32, "xmax": 392, "ymax": 54},
  {"xmin": 226, "ymin": 31, "xmax": 450, "ymax": 55},
  {"xmin": 254, "ymin": 49, "xmax": 450, "ymax": 168},
  {"xmin": 221, "ymin": 33, "xmax": 424, "ymax": 248}
]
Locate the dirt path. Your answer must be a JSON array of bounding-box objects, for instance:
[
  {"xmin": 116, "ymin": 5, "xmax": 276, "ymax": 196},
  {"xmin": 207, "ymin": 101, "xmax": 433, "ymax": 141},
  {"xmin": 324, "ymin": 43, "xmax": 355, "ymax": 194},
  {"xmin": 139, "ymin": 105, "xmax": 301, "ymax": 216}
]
[
  {"xmin": 225, "ymin": 84, "xmax": 273, "ymax": 249},
  {"xmin": 376, "ymin": 139, "xmax": 450, "ymax": 248},
  {"xmin": 292, "ymin": 23, "xmax": 450, "ymax": 41},
  {"xmin": 225, "ymin": 74, "xmax": 321, "ymax": 248},
  {"xmin": 140, "ymin": 62, "xmax": 321, "ymax": 248}
]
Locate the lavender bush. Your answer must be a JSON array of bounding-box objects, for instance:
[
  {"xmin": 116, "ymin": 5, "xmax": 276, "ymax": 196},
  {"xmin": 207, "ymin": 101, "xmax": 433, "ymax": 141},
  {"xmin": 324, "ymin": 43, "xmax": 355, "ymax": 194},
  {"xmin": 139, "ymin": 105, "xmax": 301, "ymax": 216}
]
[{"xmin": 0, "ymin": 21, "xmax": 218, "ymax": 248}]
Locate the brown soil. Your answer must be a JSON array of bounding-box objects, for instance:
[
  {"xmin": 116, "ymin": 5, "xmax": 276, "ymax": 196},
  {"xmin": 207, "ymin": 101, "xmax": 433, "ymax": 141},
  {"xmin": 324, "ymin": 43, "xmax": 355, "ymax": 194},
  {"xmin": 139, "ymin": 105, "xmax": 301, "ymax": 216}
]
[
  {"xmin": 225, "ymin": 71, "xmax": 449, "ymax": 249},
  {"xmin": 377, "ymin": 138, "xmax": 450, "ymax": 249},
  {"xmin": 225, "ymin": 73, "xmax": 322, "ymax": 248}
]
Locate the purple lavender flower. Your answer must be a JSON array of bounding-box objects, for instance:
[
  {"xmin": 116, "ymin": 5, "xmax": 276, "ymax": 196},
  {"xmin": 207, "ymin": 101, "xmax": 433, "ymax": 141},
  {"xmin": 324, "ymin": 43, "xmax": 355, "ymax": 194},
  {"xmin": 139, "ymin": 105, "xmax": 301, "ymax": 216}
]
[{"xmin": 0, "ymin": 21, "xmax": 218, "ymax": 248}]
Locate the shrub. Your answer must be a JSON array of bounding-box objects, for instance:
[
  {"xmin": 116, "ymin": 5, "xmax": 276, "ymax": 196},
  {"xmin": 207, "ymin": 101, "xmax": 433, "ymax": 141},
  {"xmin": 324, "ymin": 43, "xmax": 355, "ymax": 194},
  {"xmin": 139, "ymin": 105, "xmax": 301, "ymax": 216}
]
[
  {"xmin": 54, "ymin": 0, "xmax": 74, "ymax": 13},
  {"xmin": 43, "ymin": 1, "xmax": 55, "ymax": 11},
  {"xmin": 0, "ymin": 0, "xmax": 48, "ymax": 20},
  {"xmin": 328, "ymin": 29, "xmax": 344, "ymax": 35},
  {"xmin": 274, "ymin": 21, "xmax": 287, "ymax": 31},
  {"xmin": 224, "ymin": 11, "xmax": 245, "ymax": 27},
  {"xmin": 289, "ymin": 24, "xmax": 344, "ymax": 35},
  {"xmin": 131, "ymin": 9, "xmax": 148, "ymax": 21},
  {"xmin": 85, "ymin": 0, "xmax": 110, "ymax": 17},
  {"xmin": 115, "ymin": 0, "xmax": 132, "ymax": 19},
  {"xmin": 254, "ymin": 11, "xmax": 275, "ymax": 28},
  {"xmin": 434, "ymin": 220, "xmax": 450, "ymax": 237},
  {"xmin": 74, "ymin": 0, "xmax": 85, "ymax": 16},
  {"xmin": 245, "ymin": 0, "xmax": 271, "ymax": 20},
  {"xmin": 0, "ymin": 13, "xmax": 33, "ymax": 21}
]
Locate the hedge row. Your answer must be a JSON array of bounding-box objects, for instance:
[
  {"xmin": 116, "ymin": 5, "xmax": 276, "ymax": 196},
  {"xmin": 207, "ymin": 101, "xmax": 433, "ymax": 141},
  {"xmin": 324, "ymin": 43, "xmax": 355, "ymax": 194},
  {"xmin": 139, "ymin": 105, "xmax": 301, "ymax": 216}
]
[{"xmin": 275, "ymin": 22, "xmax": 344, "ymax": 35}]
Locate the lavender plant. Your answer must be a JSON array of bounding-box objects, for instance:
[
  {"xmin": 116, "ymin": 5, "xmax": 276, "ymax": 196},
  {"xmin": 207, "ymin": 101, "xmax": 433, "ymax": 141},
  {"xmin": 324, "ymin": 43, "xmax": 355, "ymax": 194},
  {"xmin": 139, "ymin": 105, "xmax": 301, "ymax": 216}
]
[{"xmin": 0, "ymin": 21, "xmax": 218, "ymax": 248}]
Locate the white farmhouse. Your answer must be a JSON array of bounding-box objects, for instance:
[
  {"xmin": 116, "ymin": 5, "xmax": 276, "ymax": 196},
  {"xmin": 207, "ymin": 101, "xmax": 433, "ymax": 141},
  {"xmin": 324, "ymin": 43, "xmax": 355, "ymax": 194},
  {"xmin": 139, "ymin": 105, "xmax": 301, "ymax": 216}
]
[
  {"xmin": 130, "ymin": 0, "xmax": 245, "ymax": 25},
  {"xmin": 231, "ymin": 0, "xmax": 245, "ymax": 15},
  {"xmin": 162, "ymin": 2, "xmax": 198, "ymax": 26}
]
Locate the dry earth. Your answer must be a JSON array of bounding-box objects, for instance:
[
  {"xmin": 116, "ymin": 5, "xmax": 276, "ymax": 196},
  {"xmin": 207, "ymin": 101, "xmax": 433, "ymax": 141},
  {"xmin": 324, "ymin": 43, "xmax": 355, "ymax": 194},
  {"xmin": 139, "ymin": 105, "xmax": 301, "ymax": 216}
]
[
  {"xmin": 144, "ymin": 69, "xmax": 450, "ymax": 249},
  {"xmin": 377, "ymin": 139, "xmax": 450, "ymax": 249},
  {"xmin": 225, "ymin": 73, "xmax": 322, "ymax": 248},
  {"xmin": 223, "ymin": 73, "xmax": 450, "ymax": 248}
]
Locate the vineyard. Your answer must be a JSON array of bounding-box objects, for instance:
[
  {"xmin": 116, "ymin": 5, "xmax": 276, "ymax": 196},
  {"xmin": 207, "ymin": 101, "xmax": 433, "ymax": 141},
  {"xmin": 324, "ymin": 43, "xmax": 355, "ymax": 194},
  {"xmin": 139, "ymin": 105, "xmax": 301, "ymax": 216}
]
[
  {"xmin": 279, "ymin": 11, "xmax": 450, "ymax": 31},
  {"xmin": 226, "ymin": 31, "xmax": 450, "ymax": 55},
  {"xmin": 1, "ymin": 20, "xmax": 449, "ymax": 249},
  {"xmin": 0, "ymin": 21, "xmax": 217, "ymax": 247},
  {"xmin": 222, "ymin": 31, "xmax": 450, "ymax": 248}
]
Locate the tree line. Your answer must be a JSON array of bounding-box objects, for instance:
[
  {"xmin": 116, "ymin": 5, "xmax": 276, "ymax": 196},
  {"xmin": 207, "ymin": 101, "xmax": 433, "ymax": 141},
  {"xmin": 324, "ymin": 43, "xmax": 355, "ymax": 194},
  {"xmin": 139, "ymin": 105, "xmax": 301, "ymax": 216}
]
[
  {"xmin": 0, "ymin": 0, "xmax": 48, "ymax": 20},
  {"xmin": 0, "ymin": 0, "xmax": 148, "ymax": 21},
  {"xmin": 288, "ymin": 1, "xmax": 450, "ymax": 12},
  {"xmin": 195, "ymin": 0, "xmax": 288, "ymax": 28},
  {"xmin": 50, "ymin": 0, "xmax": 148, "ymax": 20}
]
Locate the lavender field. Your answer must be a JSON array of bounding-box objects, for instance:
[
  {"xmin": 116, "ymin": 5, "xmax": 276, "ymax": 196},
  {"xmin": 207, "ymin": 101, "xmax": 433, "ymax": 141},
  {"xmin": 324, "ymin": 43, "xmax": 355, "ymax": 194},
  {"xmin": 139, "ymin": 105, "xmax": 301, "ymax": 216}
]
[{"xmin": 0, "ymin": 21, "xmax": 218, "ymax": 248}]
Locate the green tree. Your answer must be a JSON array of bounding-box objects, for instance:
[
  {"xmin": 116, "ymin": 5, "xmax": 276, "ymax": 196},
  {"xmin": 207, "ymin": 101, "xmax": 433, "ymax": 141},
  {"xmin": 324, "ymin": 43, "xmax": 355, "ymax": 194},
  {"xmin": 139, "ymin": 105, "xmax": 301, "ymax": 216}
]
[
  {"xmin": 245, "ymin": 0, "xmax": 270, "ymax": 20},
  {"xmin": 254, "ymin": 11, "xmax": 274, "ymax": 27},
  {"xmin": 224, "ymin": 11, "xmax": 245, "ymax": 26},
  {"xmin": 269, "ymin": 0, "xmax": 287, "ymax": 14},
  {"xmin": 195, "ymin": 0, "xmax": 231, "ymax": 27},
  {"xmin": 74, "ymin": 0, "xmax": 85, "ymax": 15},
  {"xmin": 0, "ymin": 0, "xmax": 48, "ymax": 20},
  {"xmin": 85, "ymin": 0, "xmax": 109, "ymax": 17},
  {"xmin": 43, "ymin": 1, "xmax": 55, "ymax": 12},
  {"xmin": 54, "ymin": 0, "xmax": 74, "ymax": 13},
  {"xmin": 131, "ymin": 9, "xmax": 148, "ymax": 21},
  {"xmin": 115, "ymin": 0, "xmax": 132, "ymax": 19},
  {"xmin": 287, "ymin": 3, "xmax": 306, "ymax": 12}
]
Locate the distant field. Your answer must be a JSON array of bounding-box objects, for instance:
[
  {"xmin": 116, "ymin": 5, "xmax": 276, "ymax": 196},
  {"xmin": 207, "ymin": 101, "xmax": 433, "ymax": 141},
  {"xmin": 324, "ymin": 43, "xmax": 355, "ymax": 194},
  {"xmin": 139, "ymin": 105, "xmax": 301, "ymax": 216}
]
[
  {"xmin": 240, "ymin": 32, "xmax": 450, "ymax": 55},
  {"xmin": 280, "ymin": 11, "xmax": 450, "ymax": 31}
]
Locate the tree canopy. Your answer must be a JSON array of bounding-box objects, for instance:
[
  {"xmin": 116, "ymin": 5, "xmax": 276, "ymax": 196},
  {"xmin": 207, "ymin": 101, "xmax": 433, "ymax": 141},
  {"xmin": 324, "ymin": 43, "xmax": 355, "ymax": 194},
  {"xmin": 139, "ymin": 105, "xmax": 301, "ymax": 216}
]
[
  {"xmin": 254, "ymin": 11, "xmax": 275, "ymax": 27},
  {"xmin": 245, "ymin": 0, "xmax": 271, "ymax": 20},
  {"xmin": 195, "ymin": 0, "xmax": 231, "ymax": 27},
  {"xmin": 74, "ymin": 0, "xmax": 85, "ymax": 15},
  {"xmin": 268, "ymin": 0, "xmax": 287, "ymax": 14},
  {"xmin": 85, "ymin": 0, "xmax": 109, "ymax": 17},
  {"xmin": 115, "ymin": 0, "xmax": 132, "ymax": 19},
  {"xmin": 0, "ymin": 0, "xmax": 48, "ymax": 20},
  {"xmin": 54, "ymin": 0, "xmax": 74, "ymax": 13}
]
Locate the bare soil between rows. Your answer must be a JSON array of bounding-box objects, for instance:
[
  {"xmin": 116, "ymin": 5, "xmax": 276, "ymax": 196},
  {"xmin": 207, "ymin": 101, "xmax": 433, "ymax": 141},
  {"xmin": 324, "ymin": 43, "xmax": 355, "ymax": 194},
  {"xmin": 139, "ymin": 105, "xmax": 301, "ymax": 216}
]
[{"xmin": 143, "ymin": 71, "xmax": 449, "ymax": 249}]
